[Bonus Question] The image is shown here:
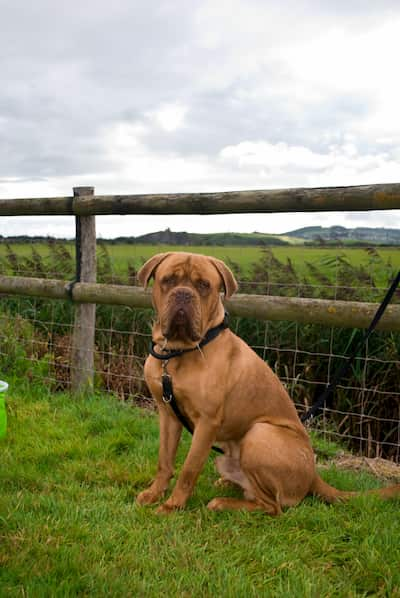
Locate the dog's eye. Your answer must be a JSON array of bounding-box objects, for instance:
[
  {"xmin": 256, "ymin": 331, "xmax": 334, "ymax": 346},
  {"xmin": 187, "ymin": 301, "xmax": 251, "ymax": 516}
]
[
  {"xmin": 197, "ymin": 279, "xmax": 210, "ymax": 291},
  {"xmin": 161, "ymin": 275, "xmax": 177, "ymax": 286}
]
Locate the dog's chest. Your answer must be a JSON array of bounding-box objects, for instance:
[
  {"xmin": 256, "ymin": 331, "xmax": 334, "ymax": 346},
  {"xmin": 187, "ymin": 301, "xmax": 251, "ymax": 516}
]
[
  {"xmin": 158, "ymin": 356, "xmax": 220, "ymax": 423},
  {"xmin": 165, "ymin": 362, "xmax": 204, "ymax": 421}
]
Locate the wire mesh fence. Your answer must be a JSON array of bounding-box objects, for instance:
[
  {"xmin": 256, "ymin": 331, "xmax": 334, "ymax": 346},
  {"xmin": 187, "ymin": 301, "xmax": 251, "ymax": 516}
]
[{"xmin": 0, "ymin": 237, "xmax": 399, "ymax": 460}]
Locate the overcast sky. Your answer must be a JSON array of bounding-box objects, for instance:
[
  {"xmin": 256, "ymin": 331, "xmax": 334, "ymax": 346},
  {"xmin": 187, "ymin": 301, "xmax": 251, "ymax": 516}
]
[{"xmin": 1, "ymin": 0, "xmax": 400, "ymax": 238}]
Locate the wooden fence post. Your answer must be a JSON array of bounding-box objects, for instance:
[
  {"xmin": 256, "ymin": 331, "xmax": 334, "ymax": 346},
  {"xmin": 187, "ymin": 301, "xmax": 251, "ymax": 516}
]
[{"xmin": 70, "ymin": 186, "xmax": 96, "ymax": 395}]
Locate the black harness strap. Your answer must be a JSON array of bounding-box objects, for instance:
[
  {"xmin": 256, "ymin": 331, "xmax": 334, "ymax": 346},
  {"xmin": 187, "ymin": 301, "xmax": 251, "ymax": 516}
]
[
  {"xmin": 301, "ymin": 270, "xmax": 400, "ymax": 423},
  {"xmin": 65, "ymin": 280, "xmax": 78, "ymax": 301},
  {"xmin": 150, "ymin": 313, "xmax": 229, "ymax": 454},
  {"xmin": 161, "ymin": 373, "xmax": 196, "ymax": 433}
]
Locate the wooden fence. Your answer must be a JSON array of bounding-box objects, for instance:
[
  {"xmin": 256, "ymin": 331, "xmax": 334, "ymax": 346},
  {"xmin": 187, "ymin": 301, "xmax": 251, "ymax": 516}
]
[{"xmin": 1, "ymin": 183, "xmax": 400, "ymax": 395}]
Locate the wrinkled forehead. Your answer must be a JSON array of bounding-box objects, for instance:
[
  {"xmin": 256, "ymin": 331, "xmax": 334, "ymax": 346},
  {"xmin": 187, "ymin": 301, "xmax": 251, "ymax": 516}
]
[{"xmin": 156, "ymin": 253, "xmax": 221, "ymax": 284}]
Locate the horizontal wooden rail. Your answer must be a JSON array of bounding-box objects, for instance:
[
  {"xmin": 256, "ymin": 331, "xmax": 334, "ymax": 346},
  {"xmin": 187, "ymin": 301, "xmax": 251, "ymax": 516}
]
[
  {"xmin": 1, "ymin": 183, "xmax": 400, "ymax": 216},
  {"xmin": 1, "ymin": 275, "xmax": 399, "ymax": 331}
]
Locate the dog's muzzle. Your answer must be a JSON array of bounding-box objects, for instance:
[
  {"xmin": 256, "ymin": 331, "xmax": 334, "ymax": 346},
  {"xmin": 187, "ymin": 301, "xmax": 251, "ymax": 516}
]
[{"xmin": 163, "ymin": 287, "xmax": 201, "ymax": 341}]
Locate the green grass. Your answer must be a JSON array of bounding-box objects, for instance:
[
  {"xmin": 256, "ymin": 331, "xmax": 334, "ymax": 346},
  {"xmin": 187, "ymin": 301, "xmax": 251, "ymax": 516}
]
[
  {"xmin": 100, "ymin": 244, "xmax": 400, "ymax": 281},
  {"xmin": 2, "ymin": 242, "xmax": 400, "ymax": 283},
  {"xmin": 1, "ymin": 383, "xmax": 399, "ymax": 596}
]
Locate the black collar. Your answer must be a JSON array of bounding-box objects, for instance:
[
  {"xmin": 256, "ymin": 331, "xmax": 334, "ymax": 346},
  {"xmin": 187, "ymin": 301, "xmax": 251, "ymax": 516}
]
[{"xmin": 150, "ymin": 311, "xmax": 229, "ymax": 361}]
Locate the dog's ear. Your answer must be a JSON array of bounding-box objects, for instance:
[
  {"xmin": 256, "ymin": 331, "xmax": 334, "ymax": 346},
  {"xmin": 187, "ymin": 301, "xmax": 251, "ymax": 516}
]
[
  {"xmin": 137, "ymin": 253, "xmax": 172, "ymax": 288},
  {"xmin": 209, "ymin": 257, "xmax": 238, "ymax": 299}
]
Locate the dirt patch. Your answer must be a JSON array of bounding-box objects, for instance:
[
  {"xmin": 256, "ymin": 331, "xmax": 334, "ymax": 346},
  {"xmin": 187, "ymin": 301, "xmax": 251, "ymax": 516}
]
[{"xmin": 321, "ymin": 454, "xmax": 400, "ymax": 483}]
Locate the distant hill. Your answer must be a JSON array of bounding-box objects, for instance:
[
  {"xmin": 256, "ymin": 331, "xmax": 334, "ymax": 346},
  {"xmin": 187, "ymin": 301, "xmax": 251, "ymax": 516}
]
[
  {"xmin": 283, "ymin": 226, "xmax": 400, "ymax": 245},
  {"xmin": 1, "ymin": 226, "xmax": 400, "ymax": 246},
  {"xmin": 106, "ymin": 229, "xmax": 292, "ymax": 246},
  {"xmin": 107, "ymin": 226, "xmax": 400, "ymax": 246}
]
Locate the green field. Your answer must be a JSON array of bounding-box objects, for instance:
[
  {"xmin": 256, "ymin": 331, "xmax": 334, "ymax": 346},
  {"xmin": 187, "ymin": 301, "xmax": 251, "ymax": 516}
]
[
  {"xmin": 105, "ymin": 244, "xmax": 400, "ymax": 280},
  {"xmin": 1, "ymin": 242, "xmax": 399, "ymax": 285}
]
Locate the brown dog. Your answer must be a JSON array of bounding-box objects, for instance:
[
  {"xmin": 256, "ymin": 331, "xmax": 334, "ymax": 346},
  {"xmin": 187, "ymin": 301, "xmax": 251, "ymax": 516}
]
[{"xmin": 136, "ymin": 252, "xmax": 400, "ymax": 515}]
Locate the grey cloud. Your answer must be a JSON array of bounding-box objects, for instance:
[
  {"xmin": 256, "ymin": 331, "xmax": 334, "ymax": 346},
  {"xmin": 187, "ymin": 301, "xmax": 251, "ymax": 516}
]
[
  {"xmin": 139, "ymin": 85, "xmax": 376, "ymax": 160},
  {"xmin": 1, "ymin": 0, "xmax": 201, "ymax": 177},
  {"xmin": 1, "ymin": 0, "xmax": 400, "ymax": 206}
]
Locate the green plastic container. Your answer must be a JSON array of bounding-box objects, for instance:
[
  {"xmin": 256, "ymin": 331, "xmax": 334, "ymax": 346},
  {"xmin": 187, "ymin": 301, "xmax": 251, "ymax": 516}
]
[{"xmin": 0, "ymin": 380, "xmax": 8, "ymax": 439}]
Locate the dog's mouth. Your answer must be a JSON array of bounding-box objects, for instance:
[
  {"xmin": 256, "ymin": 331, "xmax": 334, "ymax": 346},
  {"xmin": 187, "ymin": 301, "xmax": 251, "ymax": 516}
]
[
  {"xmin": 162, "ymin": 304, "xmax": 201, "ymax": 343},
  {"xmin": 174, "ymin": 308, "xmax": 187, "ymax": 325}
]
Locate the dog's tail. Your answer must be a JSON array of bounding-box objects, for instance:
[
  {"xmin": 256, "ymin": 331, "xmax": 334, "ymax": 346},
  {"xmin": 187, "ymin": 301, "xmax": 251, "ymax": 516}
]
[{"xmin": 310, "ymin": 475, "xmax": 400, "ymax": 504}]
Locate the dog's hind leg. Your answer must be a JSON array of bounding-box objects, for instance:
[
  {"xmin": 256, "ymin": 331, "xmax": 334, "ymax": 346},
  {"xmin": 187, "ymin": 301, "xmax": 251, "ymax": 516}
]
[
  {"xmin": 214, "ymin": 453, "xmax": 251, "ymax": 490},
  {"xmin": 209, "ymin": 452, "xmax": 283, "ymax": 515},
  {"xmin": 207, "ymin": 497, "xmax": 268, "ymax": 513},
  {"xmin": 238, "ymin": 422, "xmax": 316, "ymax": 514}
]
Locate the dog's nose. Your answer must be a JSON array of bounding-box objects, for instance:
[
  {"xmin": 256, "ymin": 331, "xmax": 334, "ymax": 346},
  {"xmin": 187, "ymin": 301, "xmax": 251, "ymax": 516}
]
[{"xmin": 175, "ymin": 289, "xmax": 193, "ymax": 304}]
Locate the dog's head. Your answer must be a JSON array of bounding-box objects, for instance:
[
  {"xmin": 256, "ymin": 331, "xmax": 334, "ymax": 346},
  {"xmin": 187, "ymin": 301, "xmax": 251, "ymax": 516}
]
[{"xmin": 138, "ymin": 252, "xmax": 238, "ymax": 347}]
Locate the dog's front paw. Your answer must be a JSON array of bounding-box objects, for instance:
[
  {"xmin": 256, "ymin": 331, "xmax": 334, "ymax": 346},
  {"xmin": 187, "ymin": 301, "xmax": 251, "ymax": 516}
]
[
  {"xmin": 136, "ymin": 488, "xmax": 162, "ymax": 506},
  {"xmin": 156, "ymin": 500, "xmax": 183, "ymax": 515}
]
